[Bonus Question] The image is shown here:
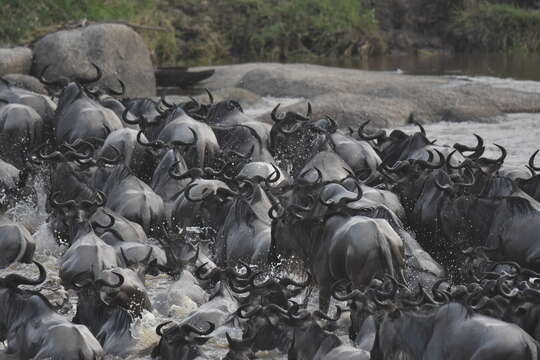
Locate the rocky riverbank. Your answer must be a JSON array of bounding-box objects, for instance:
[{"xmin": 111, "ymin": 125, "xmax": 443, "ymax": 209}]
[{"xmin": 191, "ymin": 63, "xmax": 540, "ymax": 128}]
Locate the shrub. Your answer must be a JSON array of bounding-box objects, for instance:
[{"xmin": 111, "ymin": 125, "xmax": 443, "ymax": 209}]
[{"xmin": 449, "ymin": 2, "xmax": 540, "ymax": 52}]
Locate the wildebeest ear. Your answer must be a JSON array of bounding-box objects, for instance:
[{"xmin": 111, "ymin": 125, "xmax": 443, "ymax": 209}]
[{"xmin": 389, "ymin": 309, "xmax": 401, "ymax": 319}]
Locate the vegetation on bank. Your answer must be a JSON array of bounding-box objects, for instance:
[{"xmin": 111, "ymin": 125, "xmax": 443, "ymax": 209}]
[
  {"xmin": 2, "ymin": 0, "xmax": 540, "ymax": 66},
  {"xmin": 449, "ymin": 2, "xmax": 540, "ymax": 52}
]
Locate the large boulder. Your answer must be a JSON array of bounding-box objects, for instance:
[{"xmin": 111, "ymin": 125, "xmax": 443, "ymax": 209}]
[
  {"xmin": 0, "ymin": 47, "xmax": 32, "ymax": 76},
  {"xmin": 31, "ymin": 23, "xmax": 155, "ymax": 97},
  {"xmin": 195, "ymin": 63, "xmax": 540, "ymax": 127}
]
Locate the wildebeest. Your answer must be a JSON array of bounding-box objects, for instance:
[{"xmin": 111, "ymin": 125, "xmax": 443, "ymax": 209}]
[{"xmin": 0, "ymin": 262, "xmax": 104, "ymax": 359}]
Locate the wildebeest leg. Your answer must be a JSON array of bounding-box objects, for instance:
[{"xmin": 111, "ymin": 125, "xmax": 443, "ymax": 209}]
[{"xmin": 318, "ymin": 256, "xmax": 332, "ymax": 313}]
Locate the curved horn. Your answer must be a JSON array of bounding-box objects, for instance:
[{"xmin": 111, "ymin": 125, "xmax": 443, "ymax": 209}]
[
  {"xmin": 271, "ymin": 104, "xmax": 283, "ymax": 123},
  {"xmin": 39, "ymin": 65, "xmax": 66, "ymax": 87},
  {"xmin": 205, "ymin": 88, "xmax": 214, "ymax": 104},
  {"xmin": 225, "ymin": 332, "xmax": 255, "ymax": 350},
  {"xmin": 168, "ymin": 166, "xmax": 204, "ymax": 180},
  {"xmin": 92, "ymin": 213, "xmax": 115, "ymax": 229},
  {"xmin": 122, "ymin": 108, "xmax": 143, "ymax": 125},
  {"xmin": 454, "ymin": 134, "xmax": 484, "ymax": 155},
  {"xmin": 184, "ymin": 183, "xmax": 213, "ymax": 202},
  {"xmin": 156, "ymin": 321, "xmax": 173, "ymax": 336},
  {"xmin": 306, "ymin": 102, "xmax": 312, "ymax": 118},
  {"xmin": 332, "ymin": 279, "xmax": 364, "ymax": 301},
  {"xmin": 2, "ymin": 261, "xmax": 46, "ymax": 287},
  {"xmin": 236, "ymin": 304, "xmax": 262, "ymax": 318},
  {"xmin": 412, "ymin": 120, "xmax": 426, "ymax": 136},
  {"xmin": 49, "ymin": 192, "xmax": 77, "ymax": 209},
  {"xmin": 170, "ymin": 128, "xmax": 198, "ymax": 147},
  {"xmin": 182, "ymin": 321, "xmax": 215, "ymax": 336},
  {"xmin": 415, "ymin": 149, "xmax": 445, "ymax": 170},
  {"xmin": 314, "ymin": 305, "xmax": 342, "ymax": 321},
  {"xmin": 357, "ymin": 120, "xmax": 387, "ymax": 141},
  {"xmin": 105, "ymin": 79, "xmax": 125, "ymax": 96},
  {"xmin": 529, "ymin": 150, "xmax": 540, "ymax": 172},
  {"xmin": 95, "ymin": 272, "xmax": 124, "ymax": 288},
  {"xmin": 78, "ymin": 62, "xmax": 102, "ymax": 85}
]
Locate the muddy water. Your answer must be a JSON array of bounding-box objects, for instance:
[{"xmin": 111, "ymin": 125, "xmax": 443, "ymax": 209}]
[{"xmin": 1, "ymin": 78, "xmax": 540, "ymax": 359}]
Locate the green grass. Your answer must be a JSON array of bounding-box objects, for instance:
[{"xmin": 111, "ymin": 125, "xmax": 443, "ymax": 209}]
[
  {"xmin": 3, "ymin": 0, "xmax": 540, "ymax": 66},
  {"xmin": 449, "ymin": 2, "xmax": 540, "ymax": 52}
]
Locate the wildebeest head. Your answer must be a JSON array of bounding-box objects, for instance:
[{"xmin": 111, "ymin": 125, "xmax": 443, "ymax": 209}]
[
  {"xmin": 235, "ymin": 303, "xmax": 293, "ymax": 352},
  {"xmin": 269, "ymin": 104, "xmax": 337, "ymax": 176},
  {"xmin": 230, "ymin": 272, "xmax": 311, "ymax": 309},
  {"xmin": 171, "ymin": 176, "xmax": 238, "ymax": 231},
  {"xmin": 0, "ymin": 261, "xmax": 50, "ymax": 339},
  {"xmin": 152, "ymin": 321, "xmax": 215, "ymax": 360},
  {"xmin": 48, "ymin": 190, "xmax": 111, "ymax": 244},
  {"xmin": 223, "ymin": 332, "xmax": 256, "ymax": 360}
]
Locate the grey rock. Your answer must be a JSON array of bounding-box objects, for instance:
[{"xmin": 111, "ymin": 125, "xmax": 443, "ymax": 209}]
[
  {"xmin": 0, "ymin": 47, "xmax": 32, "ymax": 76},
  {"xmin": 31, "ymin": 23, "xmax": 155, "ymax": 97},
  {"xmin": 194, "ymin": 63, "xmax": 540, "ymax": 128}
]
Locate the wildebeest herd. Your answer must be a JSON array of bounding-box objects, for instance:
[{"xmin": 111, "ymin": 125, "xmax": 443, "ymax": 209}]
[{"xmin": 1, "ymin": 63, "xmax": 540, "ymax": 359}]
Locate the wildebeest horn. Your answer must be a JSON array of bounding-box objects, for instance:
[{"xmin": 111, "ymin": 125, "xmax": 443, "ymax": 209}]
[
  {"xmin": 195, "ymin": 262, "xmax": 217, "ymax": 281},
  {"xmin": 80, "ymin": 191, "xmax": 106, "ymax": 208},
  {"xmin": 306, "ymin": 102, "xmax": 312, "ymax": 118},
  {"xmin": 226, "ymin": 332, "xmax": 255, "ymax": 350},
  {"xmin": 169, "ymin": 166, "xmax": 204, "ymax": 180},
  {"xmin": 49, "ymin": 192, "xmax": 77, "ymax": 208},
  {"xmin": 271, "ymin": 104, "xmax": 283, "ymax": 122},
  {"xmin": 357, "ymin": 120, "xmax": 386, "ymax": 141},
  {"xmin": 226, "ymin": 145, "xmax": 254, "ymax": 160},
  {"xmin": 2, "ymin": 261, "xmax": 46, "ymax": 287},
  {"xmin": 156, "ymin": 321, "xmax": 173, "ymax": 336},
  {"xmin": 137, "ymin": 130, "xmax": 166, "ymax": 149},
  {"xmin": 415, "ymin": 149, "xmax": 444, "ymax": 169},
  {"xmin": 446, "ymin": 150, "xmax": 469, "ymax": 170},
  {"xmin": 105, "ymin": 79, "xmax": 125, "ymax": 96},
  {"xmin": 454, "ymin": 166, "xmax": 476, "ymax": 187},
  {"xmin": 485, "ymin": 144, "xmax": 507, "ymax": 164},
  {"xmin": 298, "ymin": 167, "xmax": 322, "ymax": 186},
  {"xmin": 332, "ymin": 279, "xmax": 364, "ymax": 301},
  {"xmin": 184, "ymin": 183, "xmax": 213, "ymax": 202},
  {"xmin": 529, "ymin": 150, "xmax": 540, "ymax": 172},
  {"xmin": 497, "ymin": 275, "xmax": 518, "ymax": 298},
  {"xmin": 182, "ymin": 321, "xmax": 215, "ymax": 336},
  {"xmin": 454, "ymin": 134, "xmax": 484, "ymax": 155},
  {"xmin": 95, "ymin": 272, "xmax": 124, "ymax": 288},
  {"xmin": 411, "ymin": 119, "xmax": 426, "ymax": 136},
  {"xmin": 78, "ymin": 63, "xmax": 102, "ymax": 85},
  {"xmin": 171, "ymin": 128, "xmax": 198, "ymax": 147},
  {"xmin": 92, "ymin": 213, "xmax": 115, "ymax": 229},
  {"xmin": 268, "ymin": 203, "xmax": 286, "ymax": 220},
  {"xmin": 161, "ymin": 96, "xmax": 174, "ymax": 108},
  {"xmin": 314, "ymin": 305, "xmax": 342, "ymax": 321},
  {"xmin": 205, "ymin": 88, "xmax": 214, "ymax": 104},
  {"xmin": 122, "ymin": 108, "xmax": 144, "ymax": 125},
  {"xmin": 236, "ymin": 304, "xmax": 262, "ymax": 318},
  {"xmin": 39, "ymin": 65, "xmax": 66, "ymax": 87}
]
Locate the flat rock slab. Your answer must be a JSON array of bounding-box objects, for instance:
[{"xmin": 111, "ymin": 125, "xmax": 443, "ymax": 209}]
[
  {"xmin": 194, "ymin": 63, "xmax": 540, "ymax": 127},
  {"xmin": 31, "ymin": 23, "xmax": 156, "ymax": 97},
  {"xmin": 0, "ymin": 47, "xmax": 32, "ymax": 76}
]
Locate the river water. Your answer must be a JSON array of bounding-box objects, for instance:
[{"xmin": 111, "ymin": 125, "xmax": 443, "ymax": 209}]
[
  {"xmin": 1, "ymin": 73, "xmax": 540, "ymax": 359},
  {"xmin": 308, "ymin": 52, "xmax": 540, "ymax": 82}
]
